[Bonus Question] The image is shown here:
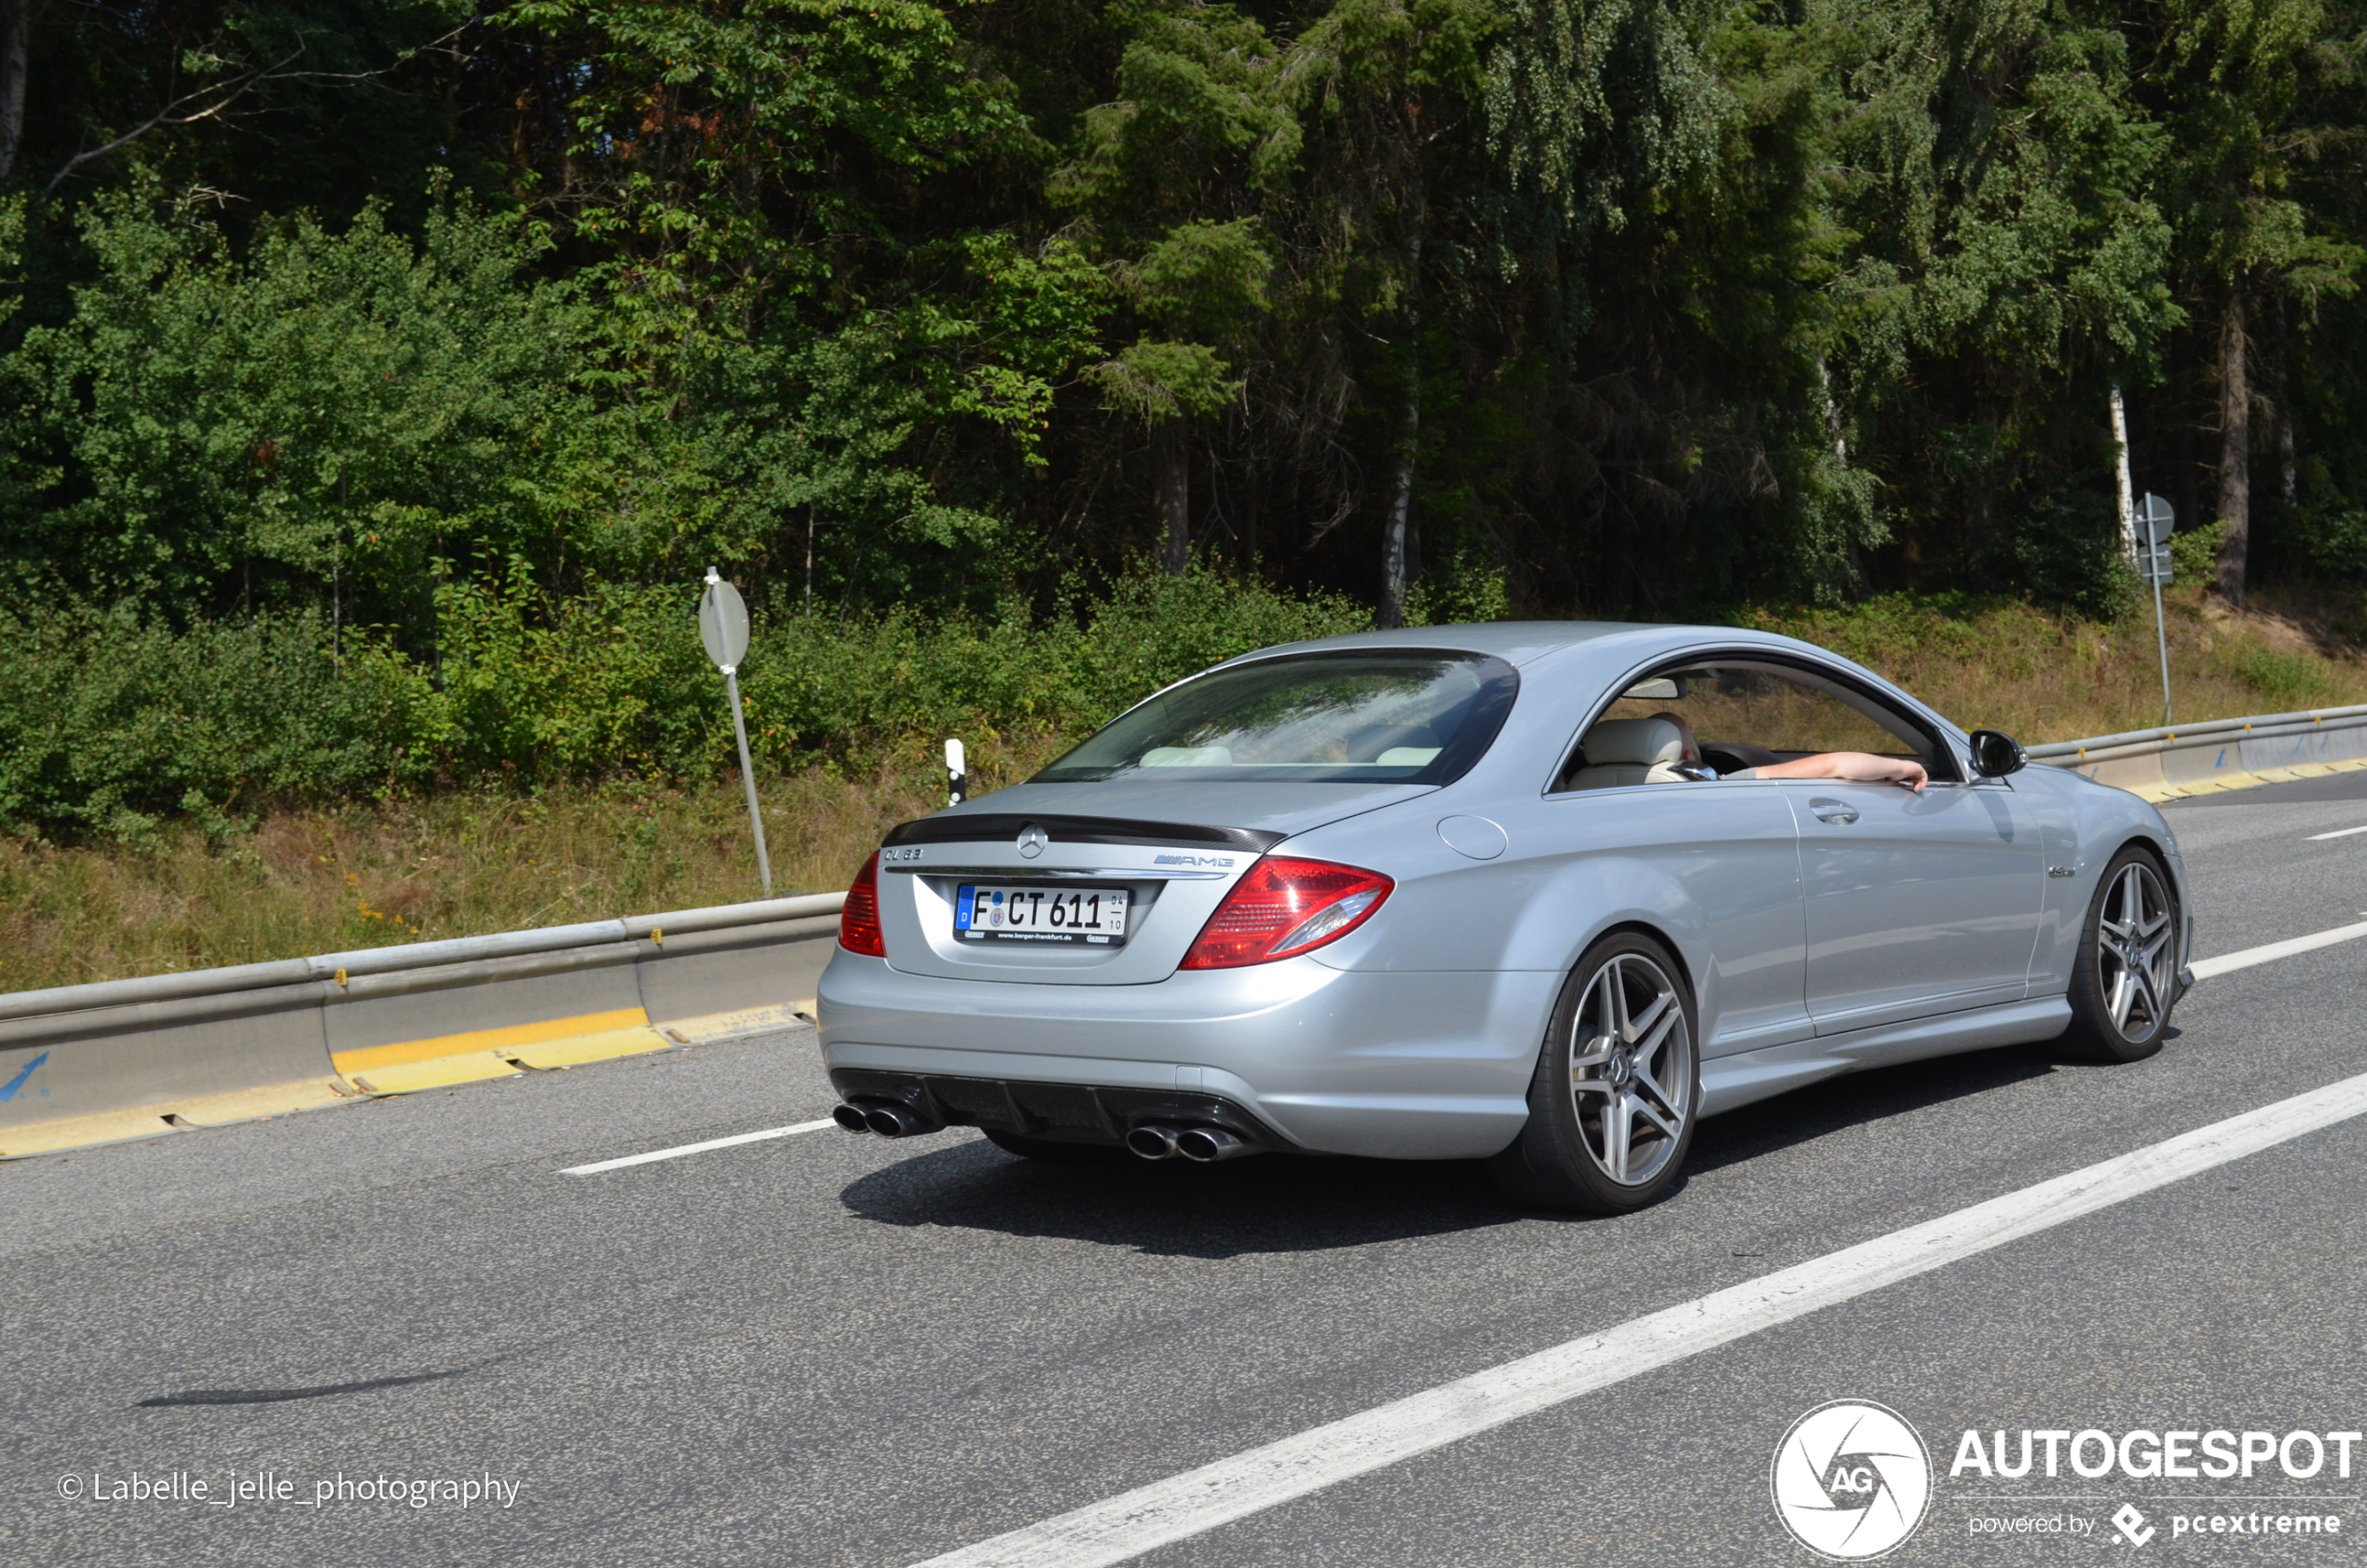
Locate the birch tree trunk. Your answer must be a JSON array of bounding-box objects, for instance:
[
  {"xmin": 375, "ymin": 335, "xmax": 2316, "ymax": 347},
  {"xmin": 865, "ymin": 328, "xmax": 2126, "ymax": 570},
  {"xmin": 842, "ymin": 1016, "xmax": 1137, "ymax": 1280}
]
[
  {"xmin": 2110, "ymin": 384, "xmax": 2138, "ymax": 561},
  {"xmin": 2215, "ymin": 281, "xmax": 2250, "ymax": 605}
]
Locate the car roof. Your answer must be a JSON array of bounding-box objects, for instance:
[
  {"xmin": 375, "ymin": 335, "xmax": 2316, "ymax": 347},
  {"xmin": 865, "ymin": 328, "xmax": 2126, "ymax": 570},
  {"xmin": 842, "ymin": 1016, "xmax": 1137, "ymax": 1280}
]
[
  {"xmin": 1214, "ymin": 620, "xmax": 1967, "ymax": 742},
  {"xmin": 1222, "ymin": 620, "xmax": 1814, "ymax": 669},
  {"xmin": 1218, "ymin": 620, "xmax": 1650, "ymax": 668}
]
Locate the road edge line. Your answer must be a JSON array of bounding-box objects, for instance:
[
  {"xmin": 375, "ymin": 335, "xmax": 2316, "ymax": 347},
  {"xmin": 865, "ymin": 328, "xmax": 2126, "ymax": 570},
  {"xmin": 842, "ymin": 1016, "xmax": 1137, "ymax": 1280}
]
[{"xmin": 910, "ymin": 1069, "xmax": 2367, "ymax": 1568}]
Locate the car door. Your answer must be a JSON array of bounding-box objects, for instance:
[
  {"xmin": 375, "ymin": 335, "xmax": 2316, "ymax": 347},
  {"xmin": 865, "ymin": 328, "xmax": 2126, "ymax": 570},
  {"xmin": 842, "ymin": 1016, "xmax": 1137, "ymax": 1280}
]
[{"xmin": 1790, "ymin": 774, "xmax": 2046, "ymax": 1033}]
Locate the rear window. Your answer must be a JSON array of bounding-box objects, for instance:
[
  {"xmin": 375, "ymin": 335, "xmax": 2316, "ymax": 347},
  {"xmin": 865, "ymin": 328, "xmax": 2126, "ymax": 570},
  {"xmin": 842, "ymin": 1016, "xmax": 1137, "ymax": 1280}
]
[{"xmin": 1034, "ymin": 650, "xmax": 1519, "ymax": 785}]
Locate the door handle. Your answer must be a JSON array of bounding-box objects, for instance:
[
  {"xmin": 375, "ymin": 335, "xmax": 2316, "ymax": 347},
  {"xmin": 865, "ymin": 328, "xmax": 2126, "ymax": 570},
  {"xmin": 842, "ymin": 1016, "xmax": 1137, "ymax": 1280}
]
[{"xmin": 1809, "ymin": 798, "xmax": 1860, "ymax": 825}]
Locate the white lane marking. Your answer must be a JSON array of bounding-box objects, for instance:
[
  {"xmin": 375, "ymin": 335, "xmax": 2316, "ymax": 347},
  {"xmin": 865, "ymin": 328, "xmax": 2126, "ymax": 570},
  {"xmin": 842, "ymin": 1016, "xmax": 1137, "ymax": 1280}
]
[
  {"xmin": 562, "ymin": 1120, "xmax": 837, "ymax": 1175},
  {"xmin": 2190, "ymin": 917, "xmax": 2367, "ymax": 981},
  {"xmin": 910, "ymin": 1070, "xmax": 2367, "ymax": 1568},
  {"xmin": 2305, "ymin": 825, "xmax": 2367, "ymax": 840}
]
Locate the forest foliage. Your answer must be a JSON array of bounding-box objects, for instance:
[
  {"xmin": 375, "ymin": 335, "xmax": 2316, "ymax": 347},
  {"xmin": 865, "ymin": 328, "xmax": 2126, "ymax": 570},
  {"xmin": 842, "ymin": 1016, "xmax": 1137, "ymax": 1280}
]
[{"xmin": 0, "ymin": 0, "xmax": 2363, "ymax": 838}]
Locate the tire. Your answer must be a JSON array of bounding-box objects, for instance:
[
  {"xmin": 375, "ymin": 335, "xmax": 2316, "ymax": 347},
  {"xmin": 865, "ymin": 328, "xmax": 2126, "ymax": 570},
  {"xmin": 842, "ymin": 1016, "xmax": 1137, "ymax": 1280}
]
[
  {"xmin": 2061, "ymin": 844, "xmax": 2180, "ymax": 1063},
  {"xmin": 1487, "ymin": 930, "xmax": 1700, "ymax": 1214},
  {"xmin": 981, "ymin": 1128, "xmax": 1130, "ymax": 1164}
]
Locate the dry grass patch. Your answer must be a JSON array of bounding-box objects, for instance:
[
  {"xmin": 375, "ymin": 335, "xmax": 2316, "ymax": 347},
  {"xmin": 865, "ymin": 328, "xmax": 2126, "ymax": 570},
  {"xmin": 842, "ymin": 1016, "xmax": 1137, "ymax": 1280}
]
[
  {"xmin": 1747, "ymin": 584, "xmax": 2367, "ymax": 741},
  {"xmin": 0, "ymin": 741, "xmax": 1072, "ymax": 993}
]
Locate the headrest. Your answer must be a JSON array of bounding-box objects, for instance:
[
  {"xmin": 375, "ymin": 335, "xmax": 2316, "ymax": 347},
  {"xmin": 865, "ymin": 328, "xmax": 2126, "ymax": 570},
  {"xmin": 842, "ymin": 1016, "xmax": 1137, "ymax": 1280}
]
[{"xmin": 1584, "ymin": 717, "xmax": 1685, "ymax": 768}]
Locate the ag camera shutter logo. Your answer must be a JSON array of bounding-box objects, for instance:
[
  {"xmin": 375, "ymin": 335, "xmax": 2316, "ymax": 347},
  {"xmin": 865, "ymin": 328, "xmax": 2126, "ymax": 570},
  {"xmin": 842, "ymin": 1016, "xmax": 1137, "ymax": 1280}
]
[{"xmin": 1772, "ymin": 1399, "xmax": 1933, "ymax": 1560}]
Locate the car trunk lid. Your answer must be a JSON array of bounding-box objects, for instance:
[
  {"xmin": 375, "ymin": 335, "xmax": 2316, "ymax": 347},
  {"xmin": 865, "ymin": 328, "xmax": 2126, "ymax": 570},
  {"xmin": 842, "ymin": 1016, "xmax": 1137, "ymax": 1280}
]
[{"xmin": 869, "ymin": 781, "xmax": 1429, "ymax": 985}]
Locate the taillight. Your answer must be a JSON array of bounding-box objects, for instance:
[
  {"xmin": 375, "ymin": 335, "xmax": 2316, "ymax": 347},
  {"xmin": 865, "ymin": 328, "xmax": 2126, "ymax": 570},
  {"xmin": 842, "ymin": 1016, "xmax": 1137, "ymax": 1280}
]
[
  {"xmin": 1181, "ymin": 857, "xmax": 1393, "ymax": 969},
  {"xmin": 839, "ymin": 852, "xmax": 885, "ymax": 956}
]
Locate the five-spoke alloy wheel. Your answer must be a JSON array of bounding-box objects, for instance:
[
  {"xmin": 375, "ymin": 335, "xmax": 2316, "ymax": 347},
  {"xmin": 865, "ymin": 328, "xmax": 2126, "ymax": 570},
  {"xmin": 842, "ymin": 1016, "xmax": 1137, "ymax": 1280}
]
[
  {"xmin": 2064, "ymin": 845, "xmax": 2180, "ymax": 1062},
  {"xmin": 1490, "ymin": 930, "xmax": 1699, "ymax": 1213}
]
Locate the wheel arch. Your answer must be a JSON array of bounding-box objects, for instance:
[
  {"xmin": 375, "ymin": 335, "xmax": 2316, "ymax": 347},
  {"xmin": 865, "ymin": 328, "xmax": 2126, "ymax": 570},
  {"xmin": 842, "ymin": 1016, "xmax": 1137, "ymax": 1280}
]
[{"xmin": 1512, "ymin": 917, "xmax": 1701, "ymax": 1084}]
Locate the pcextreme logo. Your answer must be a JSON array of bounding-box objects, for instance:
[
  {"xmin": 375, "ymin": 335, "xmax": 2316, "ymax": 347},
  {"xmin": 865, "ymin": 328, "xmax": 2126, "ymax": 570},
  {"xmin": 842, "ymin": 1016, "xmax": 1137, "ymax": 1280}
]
[{"xmin": 1772, "ymin": 1399, "xmax": 1934, "ymax": 1560}]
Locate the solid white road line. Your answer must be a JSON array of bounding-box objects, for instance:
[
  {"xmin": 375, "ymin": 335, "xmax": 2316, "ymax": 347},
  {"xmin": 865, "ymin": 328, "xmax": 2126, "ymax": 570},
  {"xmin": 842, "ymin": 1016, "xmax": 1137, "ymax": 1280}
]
[
  {"xmin": 2305, "ymin": 825, "xmax": 2367, "ymax": 840},
  {"xmin": 2190, "ymin": 917, "xmax": 2367, "ymax": 981},
  {"xmin": 910, "ymin": 1069, "xmax": 2367, "ymax": 1568},
  {"xmin": 561, "ymin": 1119, "xmax": 838, "ymax": 1175}
]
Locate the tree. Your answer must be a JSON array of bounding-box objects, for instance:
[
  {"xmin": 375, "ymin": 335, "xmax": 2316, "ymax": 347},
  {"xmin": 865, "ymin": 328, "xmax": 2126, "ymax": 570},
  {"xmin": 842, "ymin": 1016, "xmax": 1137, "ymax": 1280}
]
[
  {"xmin": 1058, "ymin": 0, "xmax": 1294, "ymax": 574},
  {"xmin": 2138, "ymin": 0, "xmax": 2363, "ymax": 603}
]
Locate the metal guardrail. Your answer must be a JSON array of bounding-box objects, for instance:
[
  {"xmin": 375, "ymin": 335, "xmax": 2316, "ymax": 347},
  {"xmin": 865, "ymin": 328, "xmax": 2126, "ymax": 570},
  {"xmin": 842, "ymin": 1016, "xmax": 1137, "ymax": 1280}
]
[
  {"xmin": 2027, "ymin": 702, "xmax": 2367, "ymax": 794},
  {"xmin": 0, "ymin": 892, "xmax": 847, "ymax": 1026},
  {"xmin": 0, "ymin": 891, "xmax": 847, "ymax": 1144}
]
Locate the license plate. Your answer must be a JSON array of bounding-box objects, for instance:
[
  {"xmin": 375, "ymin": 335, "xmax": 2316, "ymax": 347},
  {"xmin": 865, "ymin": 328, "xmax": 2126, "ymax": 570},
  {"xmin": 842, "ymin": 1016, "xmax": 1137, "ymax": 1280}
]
[{"xmin": 955, "ymin": 885, "xmax": 1129, "ymax": 945}]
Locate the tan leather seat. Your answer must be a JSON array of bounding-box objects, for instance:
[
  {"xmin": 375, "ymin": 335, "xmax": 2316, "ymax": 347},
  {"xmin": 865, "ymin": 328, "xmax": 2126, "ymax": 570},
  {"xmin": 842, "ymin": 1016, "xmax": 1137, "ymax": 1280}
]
[{"xmin": 1569, "ymin": 717, "xmax": 1689, "ymax": 789}]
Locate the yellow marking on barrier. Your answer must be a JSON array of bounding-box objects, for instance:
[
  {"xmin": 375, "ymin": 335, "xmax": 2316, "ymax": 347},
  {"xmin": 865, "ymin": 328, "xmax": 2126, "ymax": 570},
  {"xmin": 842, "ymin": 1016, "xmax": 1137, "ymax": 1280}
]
[
  {"xmin": 349, "ymin": 1050, "xmax": 522, "ymax": 1095},
  {"xmin": 0, "ymin": 1077, "xmax": 358, "ymax": 1160},
  {"xmin": 2132, "ymin": 753, "xmax": 2367, "ymax": 802},
  {"xmin": 331, "ymin": 1007, "xmax": 649, "ymax": 1075}
]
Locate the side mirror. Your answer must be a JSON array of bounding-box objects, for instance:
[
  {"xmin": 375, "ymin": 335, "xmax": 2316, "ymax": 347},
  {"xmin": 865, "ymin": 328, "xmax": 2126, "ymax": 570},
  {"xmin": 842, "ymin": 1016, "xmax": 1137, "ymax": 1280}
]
[{"xmin": 1967, "ymin": 729, "xmax": 2027, "ymax": 779}]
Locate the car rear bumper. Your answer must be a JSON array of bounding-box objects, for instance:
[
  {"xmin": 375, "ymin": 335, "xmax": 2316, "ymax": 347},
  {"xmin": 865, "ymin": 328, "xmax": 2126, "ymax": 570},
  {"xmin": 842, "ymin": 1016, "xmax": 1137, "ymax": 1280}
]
[{"xmin": 815, "ymin": 948, "xmax": 1556, "ymax": 1159}]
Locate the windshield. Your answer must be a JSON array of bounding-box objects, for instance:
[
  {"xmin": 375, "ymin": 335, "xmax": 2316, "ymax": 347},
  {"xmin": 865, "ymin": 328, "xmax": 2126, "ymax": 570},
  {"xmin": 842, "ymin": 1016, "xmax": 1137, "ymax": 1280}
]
[{"xmin": 1035, "ymin": 649, "xmax": 1519, "ymax": 785}]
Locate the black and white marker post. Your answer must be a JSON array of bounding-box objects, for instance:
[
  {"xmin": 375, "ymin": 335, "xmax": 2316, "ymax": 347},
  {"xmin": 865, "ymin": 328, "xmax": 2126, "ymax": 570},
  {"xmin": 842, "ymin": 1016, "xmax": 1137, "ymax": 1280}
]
[
  {"xmin": 700, "ymin": 566, "xmax": 773, "ymax": 896},
  {"xmin": 946, "ymin": 738, "xmax": 967, "ymax": 806}
]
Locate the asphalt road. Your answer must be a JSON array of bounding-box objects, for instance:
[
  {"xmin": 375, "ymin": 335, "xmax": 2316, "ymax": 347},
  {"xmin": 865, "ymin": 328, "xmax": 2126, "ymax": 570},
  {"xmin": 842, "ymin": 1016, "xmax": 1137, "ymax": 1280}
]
[{"xmin": 7, "ymin": 779, "xmax": 2367, "ymax": 1567}]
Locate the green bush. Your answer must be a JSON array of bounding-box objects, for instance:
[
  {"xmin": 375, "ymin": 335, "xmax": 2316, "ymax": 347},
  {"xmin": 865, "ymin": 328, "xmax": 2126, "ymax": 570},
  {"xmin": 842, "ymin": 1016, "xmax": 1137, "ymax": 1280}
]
[
  {"xmin": 2169, "ymin": 521, "xmax": 2227, "ymax": 585},
  {"xmin": 0, "ymin": 566, "xmax": 1371, "ymax": 839},
  {"xmin": 0, "ymin": 605, "xmax": 441, "ymax": 839}
]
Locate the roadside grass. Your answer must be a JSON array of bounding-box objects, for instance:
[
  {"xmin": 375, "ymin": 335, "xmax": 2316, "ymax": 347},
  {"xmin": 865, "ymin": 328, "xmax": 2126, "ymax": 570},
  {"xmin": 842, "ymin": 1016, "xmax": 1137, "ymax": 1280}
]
[
  {"xmin": 5, "ymin": 583, "xmax": 2363, "ymax": 995},
  {"xmin": 0, "ymin": 733, "xmax": 1064, "ymax": 997},
  {"xmin": 1747, "ymin": 583, "xmax": 2367, "ymax": 742}
]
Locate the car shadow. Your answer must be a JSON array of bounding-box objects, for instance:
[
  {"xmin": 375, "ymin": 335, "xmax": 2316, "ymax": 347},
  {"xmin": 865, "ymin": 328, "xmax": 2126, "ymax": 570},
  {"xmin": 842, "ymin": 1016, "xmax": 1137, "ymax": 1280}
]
[
  {"xmin": 837, "ymin": 1137, "xmax": 1525, "ymax": 1260},
  {"xmin": 1686, "ymin": 1039, "xmax": 2079, "ymax": 1177},
  {"xmin": 841, "ymin": 1030, "xmax": 2171, "ymax": 1254}
]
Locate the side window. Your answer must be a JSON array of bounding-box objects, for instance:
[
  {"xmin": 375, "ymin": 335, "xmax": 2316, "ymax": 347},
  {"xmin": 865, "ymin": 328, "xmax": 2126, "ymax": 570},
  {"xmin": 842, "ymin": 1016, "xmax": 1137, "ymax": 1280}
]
[
  {"xmin": 1684, "ymin": 667, "xmax": 1922, "ymax": 758},
  {"xmin": 1556, "ymin": 659, "xmax": 1953, "ymax": 792}
]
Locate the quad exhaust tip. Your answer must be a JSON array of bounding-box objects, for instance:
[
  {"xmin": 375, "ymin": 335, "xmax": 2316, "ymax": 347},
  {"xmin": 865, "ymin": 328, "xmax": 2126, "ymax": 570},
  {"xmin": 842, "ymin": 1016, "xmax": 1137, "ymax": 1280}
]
[
  {"xmin": 1128, "ymin": 1123, "xmax": 1259, "ymax": 1163},
  {"xmin": 1174, "ymin": 1126, "xmax": 1252, "ymax": 1163},
  {"xmin": 863, "ymin": 1103, "xmax": 930, "ymax": 1138},
  {"xmin": 1126, "ymin": 1124, "xmax": 1181, "ymax": 1161},
  {"xmin": 833, "ymin": 1100, "xmax": 938, "ymax": 1138}
]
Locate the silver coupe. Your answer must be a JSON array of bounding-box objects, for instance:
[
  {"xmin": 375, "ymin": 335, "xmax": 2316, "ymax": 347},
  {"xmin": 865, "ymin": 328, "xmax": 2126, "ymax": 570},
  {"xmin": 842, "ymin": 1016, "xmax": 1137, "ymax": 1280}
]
[{"xmin": 817, "ymin": 622, "xmax": 2193, "ymax": 1211}]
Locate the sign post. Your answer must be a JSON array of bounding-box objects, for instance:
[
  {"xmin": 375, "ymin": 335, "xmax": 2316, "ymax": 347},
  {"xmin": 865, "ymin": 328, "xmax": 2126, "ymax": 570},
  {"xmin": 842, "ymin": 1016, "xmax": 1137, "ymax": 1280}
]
[
  {"xmin": 2136, "ymin": 493, "xmax": 2175, "ymax": 727},
  {"xmin": 700, "ymin": 566, "xmax": 773, "ymax": 897}
]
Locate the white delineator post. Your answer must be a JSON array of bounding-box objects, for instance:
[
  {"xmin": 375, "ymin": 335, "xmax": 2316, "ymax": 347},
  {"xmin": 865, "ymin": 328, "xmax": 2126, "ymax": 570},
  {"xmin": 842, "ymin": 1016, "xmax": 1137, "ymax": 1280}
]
[
  {"xmin": 945, "ymin": 738, "xmax": 967, "ymax": 806},
  {"xmin": 700, "ymin": 566, "xmax": 773, "ymax": 897}
]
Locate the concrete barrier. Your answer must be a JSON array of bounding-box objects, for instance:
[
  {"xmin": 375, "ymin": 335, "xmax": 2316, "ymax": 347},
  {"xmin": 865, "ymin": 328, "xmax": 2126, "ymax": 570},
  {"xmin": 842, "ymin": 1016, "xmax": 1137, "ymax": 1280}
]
[
  {"xmin": 2028, "ymin": 703, "xmax": 2367, "ymax": 799},
  {"xmin": 0, "ymin": 893, "xmax": 844, "ymax": 1153}
]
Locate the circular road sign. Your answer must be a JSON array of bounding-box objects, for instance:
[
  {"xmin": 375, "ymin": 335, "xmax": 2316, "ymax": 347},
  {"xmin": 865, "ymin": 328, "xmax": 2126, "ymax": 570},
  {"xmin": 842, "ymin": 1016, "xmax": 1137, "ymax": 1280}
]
[{"xmin": 699, "ymin": 571, "xmax": 750, "ymax": 671}]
